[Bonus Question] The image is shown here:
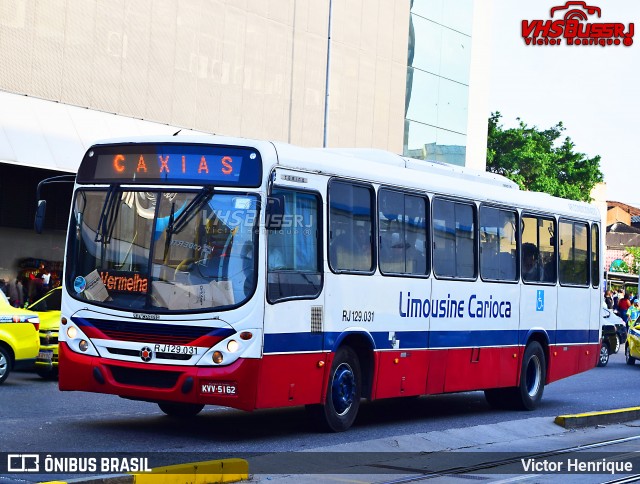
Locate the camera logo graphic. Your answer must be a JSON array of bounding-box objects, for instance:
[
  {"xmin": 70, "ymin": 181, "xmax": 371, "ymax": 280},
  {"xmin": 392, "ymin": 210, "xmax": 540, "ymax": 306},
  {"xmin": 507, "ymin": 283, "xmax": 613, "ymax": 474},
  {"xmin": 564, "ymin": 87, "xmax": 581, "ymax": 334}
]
[
  {"xmin": 550, "ymin": 1, "xmax": 601, "ymax": 21},
  {"xmin": 7, "ymin": 454, "xmax": 40, "ymax": 472}
]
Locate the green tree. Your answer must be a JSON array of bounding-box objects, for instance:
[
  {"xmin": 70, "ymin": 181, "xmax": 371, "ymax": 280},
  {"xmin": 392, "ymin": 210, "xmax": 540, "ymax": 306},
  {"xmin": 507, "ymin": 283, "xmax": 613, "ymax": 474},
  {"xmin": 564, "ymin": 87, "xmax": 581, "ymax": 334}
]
[
  {"xmin": 625, "ymin": 247, "xmax": 640, "ymax": 274},
  {"xmin": 486, "ymin": 112, "xmax": 603, "ymax": 202}
]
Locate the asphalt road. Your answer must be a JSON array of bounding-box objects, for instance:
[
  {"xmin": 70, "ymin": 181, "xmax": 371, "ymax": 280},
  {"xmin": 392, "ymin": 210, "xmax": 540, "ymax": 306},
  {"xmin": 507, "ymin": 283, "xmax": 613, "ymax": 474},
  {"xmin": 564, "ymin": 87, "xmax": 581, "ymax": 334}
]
[{"xmin": 1, "ymin": 349, "xmax": 638, "ymax": 457}]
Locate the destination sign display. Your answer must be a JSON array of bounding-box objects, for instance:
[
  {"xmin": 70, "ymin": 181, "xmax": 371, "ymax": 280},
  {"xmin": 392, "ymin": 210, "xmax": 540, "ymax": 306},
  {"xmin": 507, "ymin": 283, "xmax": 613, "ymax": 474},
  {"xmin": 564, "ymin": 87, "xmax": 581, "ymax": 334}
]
[{"xmin": 77, "ymin": 143, "xmax": 262, "ymax": 187}]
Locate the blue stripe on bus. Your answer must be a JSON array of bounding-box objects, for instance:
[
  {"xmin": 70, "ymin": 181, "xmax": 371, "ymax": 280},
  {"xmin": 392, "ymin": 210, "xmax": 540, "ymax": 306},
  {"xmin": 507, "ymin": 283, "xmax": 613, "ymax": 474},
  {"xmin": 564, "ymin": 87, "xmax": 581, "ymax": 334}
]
[
  {"xmin": 553, "ymin": 329, "xmax": 599, "ymax": 345},
  {"xmin": 263, "ymin": 329, "xmax": 600, "ymax": 353},
  {"xmin": 429, "ymin": 330, "xmax": 519, "ymax": 348}
]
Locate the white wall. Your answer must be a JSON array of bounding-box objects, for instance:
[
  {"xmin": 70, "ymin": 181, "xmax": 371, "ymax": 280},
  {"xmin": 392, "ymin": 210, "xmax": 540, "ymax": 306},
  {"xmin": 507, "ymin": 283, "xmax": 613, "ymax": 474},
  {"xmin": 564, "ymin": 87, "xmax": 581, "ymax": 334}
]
[{"xmin": 465, "ymin": 0, "xmax": 493, "ymax": 170}]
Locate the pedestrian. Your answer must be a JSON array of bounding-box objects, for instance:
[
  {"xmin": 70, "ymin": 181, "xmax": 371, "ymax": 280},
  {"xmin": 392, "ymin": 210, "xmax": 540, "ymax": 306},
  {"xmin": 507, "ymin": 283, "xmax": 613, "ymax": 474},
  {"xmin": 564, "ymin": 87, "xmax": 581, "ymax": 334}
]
[
  {"xmin": 8, "ymin": 278, "xmax": 19, "ymax": 307},
  {"xmin": 618, "ymin": 293, "xmax": 632, "ymax": 325},
  {"xmin": 16, "ymin": 278, "xmax": 24, "ymax": 308},
  {"xmin": 41, "ymin": 266, "xmax": 51, "ymax": 291},
  {"xmin": 604, "ymin": 290, "xmax": 614, "ymax": 310},
  {"xmin": 628, "ymin": 298, "xmax": 640, "ymax": 328}
]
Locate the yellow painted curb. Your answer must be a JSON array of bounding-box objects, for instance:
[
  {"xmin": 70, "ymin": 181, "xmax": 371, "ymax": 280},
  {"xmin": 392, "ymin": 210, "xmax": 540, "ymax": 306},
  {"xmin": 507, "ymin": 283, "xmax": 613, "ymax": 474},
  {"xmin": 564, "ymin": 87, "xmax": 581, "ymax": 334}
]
[
  {"xmin": 555, "ymin": 406, "xmax": 640, "ymax": 428},
  {"xmin": 132, "ymin": 458, "xmax": 248, "ymax": 484},
  {"xmin": 38, "ymin": 459, "xmax": 248, "ymax": 484}
]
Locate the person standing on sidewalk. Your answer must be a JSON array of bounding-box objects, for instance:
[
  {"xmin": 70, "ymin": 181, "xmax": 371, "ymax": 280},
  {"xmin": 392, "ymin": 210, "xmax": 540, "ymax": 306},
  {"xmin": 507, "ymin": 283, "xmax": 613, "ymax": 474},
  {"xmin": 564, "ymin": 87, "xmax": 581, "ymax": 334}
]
[
  {"xmin": 627, "ymin": 298, "xmax": 640, "ymax": 329},
  {"xmin": 618, "ymin": 293, "xmax": 632, "ymax": 326}
]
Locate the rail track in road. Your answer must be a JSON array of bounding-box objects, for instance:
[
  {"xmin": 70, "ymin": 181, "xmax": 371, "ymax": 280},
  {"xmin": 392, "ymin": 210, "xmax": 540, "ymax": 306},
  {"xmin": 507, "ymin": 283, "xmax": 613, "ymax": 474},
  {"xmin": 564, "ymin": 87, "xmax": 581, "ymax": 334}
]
[{"xmin": 372, "ymin": 434, "xmax": 640, "ymax": 483}]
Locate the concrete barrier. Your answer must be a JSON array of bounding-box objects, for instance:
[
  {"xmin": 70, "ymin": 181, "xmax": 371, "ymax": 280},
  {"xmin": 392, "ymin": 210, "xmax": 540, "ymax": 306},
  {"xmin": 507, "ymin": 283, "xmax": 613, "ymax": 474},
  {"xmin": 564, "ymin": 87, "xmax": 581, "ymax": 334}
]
[{"xmin": 555, "ymin": 406, "xmax": 640, "ymax": 429}]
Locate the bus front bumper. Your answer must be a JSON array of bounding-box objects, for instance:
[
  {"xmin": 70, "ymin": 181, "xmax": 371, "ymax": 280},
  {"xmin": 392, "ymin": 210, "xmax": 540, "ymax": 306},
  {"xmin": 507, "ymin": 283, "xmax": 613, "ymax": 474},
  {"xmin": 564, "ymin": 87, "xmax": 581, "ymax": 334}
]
[{"xmin": 58, "ymin": 342, "xmax": 259, "ymax": 411}]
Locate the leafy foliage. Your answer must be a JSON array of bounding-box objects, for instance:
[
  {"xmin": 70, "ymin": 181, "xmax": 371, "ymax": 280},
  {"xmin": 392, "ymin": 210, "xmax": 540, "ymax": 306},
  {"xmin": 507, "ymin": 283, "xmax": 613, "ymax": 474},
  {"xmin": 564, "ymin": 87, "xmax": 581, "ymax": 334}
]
[
  {"xmin": 486, "ymin": 112, "xmax": 603, "ymax": 202},
  {"xmin": 625, "ymin": 247, "xmax": 640, "ymax": 274}
]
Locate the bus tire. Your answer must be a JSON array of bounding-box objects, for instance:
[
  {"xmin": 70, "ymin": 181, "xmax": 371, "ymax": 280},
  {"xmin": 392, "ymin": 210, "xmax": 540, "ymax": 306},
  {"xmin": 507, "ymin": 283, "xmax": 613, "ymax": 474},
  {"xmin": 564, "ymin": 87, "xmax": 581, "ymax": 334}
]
[
  {"xmin": 158, "ymin": 402, "xmax": 204, "ymax": 417},
  {"xmin": 0, "ymin": 346, "xmax": 12, "ymax": 385},
  {"xmin": 514, "ymin": 341, "xmax": 546, "ymax": 410},
  {"xmin": 307, "ymin": 346, "xmax": 362, "ymax": 432}
]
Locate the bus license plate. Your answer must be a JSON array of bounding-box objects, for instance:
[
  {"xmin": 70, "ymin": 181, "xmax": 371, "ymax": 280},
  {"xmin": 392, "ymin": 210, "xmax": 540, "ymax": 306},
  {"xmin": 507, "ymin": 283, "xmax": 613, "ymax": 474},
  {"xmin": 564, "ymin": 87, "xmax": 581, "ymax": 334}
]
[
  {"xmin": 200, "ymin": 382, "xmax": 237, "ymax": 395},
  {"xmin": 153, "ymin": 344, "xmax": 197, "ymax": 355}
]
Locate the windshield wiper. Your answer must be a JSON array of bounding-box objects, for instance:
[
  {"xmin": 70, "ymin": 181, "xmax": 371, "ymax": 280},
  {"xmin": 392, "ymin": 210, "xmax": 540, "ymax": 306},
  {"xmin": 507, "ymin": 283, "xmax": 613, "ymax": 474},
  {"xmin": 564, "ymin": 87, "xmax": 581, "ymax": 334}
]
[
  {"xmin": 95, "ymin": 185, "xmax": 122, "ymax": 244},
  {"xmin": 168, "ymin": 187, "xmax": 215, "ymax": 235}
]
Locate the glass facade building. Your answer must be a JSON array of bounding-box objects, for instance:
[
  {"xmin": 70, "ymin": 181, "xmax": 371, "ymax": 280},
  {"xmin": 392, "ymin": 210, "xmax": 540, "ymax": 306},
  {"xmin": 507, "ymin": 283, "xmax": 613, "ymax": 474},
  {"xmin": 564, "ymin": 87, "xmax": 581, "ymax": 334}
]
[{"xmin": 404, "ymin": 0, "xmax": 474, "ymax": 165}]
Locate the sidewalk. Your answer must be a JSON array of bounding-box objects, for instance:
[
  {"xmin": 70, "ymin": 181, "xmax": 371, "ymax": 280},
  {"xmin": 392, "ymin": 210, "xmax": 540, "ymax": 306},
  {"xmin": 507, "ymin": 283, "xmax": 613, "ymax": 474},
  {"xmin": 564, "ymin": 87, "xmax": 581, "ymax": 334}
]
[
  {"xmin": 247, "ymin": 415, "xmax": 640, "ymax": 483},
  {"xmin": 35, "ymin": 411, "xmax": 640, "ymax": 483}
]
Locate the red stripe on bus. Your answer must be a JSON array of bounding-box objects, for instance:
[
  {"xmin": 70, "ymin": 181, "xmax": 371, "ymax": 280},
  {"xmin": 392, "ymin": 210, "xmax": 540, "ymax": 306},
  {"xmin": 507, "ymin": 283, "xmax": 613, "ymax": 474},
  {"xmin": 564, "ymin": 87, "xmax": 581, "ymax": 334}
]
[{"xmin": 58, "ymin": 342, "xmax": 600, "ymax": 412}]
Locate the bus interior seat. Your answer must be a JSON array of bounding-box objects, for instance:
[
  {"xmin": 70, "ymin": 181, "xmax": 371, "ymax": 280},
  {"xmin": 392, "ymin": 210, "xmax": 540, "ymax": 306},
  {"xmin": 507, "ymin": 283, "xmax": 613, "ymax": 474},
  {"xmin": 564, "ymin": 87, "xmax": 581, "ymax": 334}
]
[{"xmin": 498, "ymin": 251, "xmax": 516, "ymax": 280}]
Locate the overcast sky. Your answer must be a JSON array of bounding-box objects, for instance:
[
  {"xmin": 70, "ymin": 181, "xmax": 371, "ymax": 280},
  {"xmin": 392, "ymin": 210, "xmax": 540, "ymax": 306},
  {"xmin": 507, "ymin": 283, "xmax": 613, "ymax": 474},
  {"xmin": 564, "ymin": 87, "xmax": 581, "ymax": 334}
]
[{"xmin": 488, "ymin": 0, "xmax": 639, "ymax": 206}]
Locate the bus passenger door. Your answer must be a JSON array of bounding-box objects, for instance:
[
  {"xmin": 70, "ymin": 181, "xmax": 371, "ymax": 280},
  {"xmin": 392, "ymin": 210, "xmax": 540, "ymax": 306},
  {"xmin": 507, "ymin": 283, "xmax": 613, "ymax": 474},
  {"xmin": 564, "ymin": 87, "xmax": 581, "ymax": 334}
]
[
  {"xmin": 520, "ymin": 216, "xmax": 559, "ymax": 381},
  {"xmin": 554, "ymin": 220, "xmax": 592, "ymax": 379},
  {"xmin": 588, "ymin": 224, "xmax": 602, "ymax": 369},
  {"xmin": 520, "ymin": 282, "xmax": 558, "ymax": 373},
  {"xmin": 258, "ymin": 183, "xmax": 326, "ymax": 409}
]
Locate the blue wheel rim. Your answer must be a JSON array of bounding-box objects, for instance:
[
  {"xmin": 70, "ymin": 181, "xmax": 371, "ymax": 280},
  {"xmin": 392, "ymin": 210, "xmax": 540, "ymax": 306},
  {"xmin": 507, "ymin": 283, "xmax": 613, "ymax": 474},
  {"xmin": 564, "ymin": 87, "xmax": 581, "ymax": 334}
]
[{"xmin": 331, "ymin": 363, "xmax": 355, "ymax": 416}]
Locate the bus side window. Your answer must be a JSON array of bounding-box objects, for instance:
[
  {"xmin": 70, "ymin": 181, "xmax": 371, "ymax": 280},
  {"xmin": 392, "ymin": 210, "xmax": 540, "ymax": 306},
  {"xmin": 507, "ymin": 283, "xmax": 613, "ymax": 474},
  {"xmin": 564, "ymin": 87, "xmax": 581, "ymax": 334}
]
[
  {"xmin": 329, "ymin": 181, "xmax": 375, "ymax": 273},
  {"xmin": 480, "ymin": 206, "xmax": 517, "ymax": 282},
  {"xmin": 267, "ymin": 188, "xmax": 322, "ymax": 303},
  {"xmin": 559, "ymin": 220, "xmax": 589, "ymax": 286},
  {"xmin": 433, "ymin": 198, "xmax": 476, "ymax": 279},
  {"xmin": 522, "ymin": 215, "xmax": 556, "ymax": 284}
]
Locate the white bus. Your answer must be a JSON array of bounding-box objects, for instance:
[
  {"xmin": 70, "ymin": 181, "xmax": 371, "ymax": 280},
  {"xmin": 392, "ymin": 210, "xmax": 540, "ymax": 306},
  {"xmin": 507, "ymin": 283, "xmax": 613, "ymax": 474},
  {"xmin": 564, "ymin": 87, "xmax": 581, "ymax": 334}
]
[{"xmin": 42, "ymin": 135, "xmax": 602, "ymax": 431}]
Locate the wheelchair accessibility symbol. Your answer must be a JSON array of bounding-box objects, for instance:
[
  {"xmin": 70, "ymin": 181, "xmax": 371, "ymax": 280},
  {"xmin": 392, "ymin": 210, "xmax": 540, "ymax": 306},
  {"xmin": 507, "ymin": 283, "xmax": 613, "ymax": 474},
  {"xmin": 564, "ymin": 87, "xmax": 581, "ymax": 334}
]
[{"xmin": 536, "ymin": 290, "xmax": 545, "ymax": 311}]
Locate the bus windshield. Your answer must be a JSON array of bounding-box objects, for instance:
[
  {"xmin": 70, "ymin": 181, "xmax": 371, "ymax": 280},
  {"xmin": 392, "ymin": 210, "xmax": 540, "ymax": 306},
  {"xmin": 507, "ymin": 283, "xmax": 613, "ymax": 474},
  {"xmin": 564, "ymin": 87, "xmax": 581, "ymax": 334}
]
[{"xmin": 66, "ymin": 189, "xmax": 259, "ymax": 313}]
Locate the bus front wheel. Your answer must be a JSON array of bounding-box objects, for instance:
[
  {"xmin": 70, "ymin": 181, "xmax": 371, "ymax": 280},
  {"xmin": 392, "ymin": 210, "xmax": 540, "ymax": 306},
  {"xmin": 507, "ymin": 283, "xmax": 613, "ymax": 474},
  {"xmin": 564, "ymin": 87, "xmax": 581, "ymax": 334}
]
[
  {"xmin": 306, "ymin": 346, "xmax": 362, "ymax": 432},
  {"xmin": 158, "ymin": 402, "xmax": 204, "ymax": 417}
]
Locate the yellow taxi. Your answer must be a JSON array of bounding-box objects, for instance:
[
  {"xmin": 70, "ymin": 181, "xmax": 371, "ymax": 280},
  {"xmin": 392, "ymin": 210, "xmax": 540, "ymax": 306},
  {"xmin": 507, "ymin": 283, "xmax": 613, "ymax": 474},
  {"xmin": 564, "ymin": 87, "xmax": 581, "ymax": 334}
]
[
  {"xmin": 0, "ymin": 290, "xmax": 40, "ymax": 384},
  {"xmin": 626, "ymin": 317, "xmax": 640, "ymax": 365},
  {"xmin": 28, "ymin": 286, "xmax": 61, "ymax": 379}
]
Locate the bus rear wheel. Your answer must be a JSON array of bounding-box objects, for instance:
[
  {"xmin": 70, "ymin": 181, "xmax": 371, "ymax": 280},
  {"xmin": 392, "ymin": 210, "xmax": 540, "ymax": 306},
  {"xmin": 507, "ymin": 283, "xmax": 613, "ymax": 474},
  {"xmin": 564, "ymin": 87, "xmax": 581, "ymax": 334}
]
[
  {"xmin": 158, "ymin": 402, "xmax": 204, "ymax": 417},
  {"xmin": 514, "ymin": 341, "xmax": 546, "ymax": 410},
  {"xmin": 484, "ymin": 341, "xmax": 545, "ymax": 411},
  {"xmin": 306, "ymin": 346, "xmax": 362, "ymax": 432}
]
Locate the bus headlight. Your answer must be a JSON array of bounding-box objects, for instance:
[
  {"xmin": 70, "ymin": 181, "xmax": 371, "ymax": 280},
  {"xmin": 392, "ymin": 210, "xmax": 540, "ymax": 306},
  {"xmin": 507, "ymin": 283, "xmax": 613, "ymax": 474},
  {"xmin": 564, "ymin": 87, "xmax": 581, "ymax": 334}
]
[
  {"xmin": 212, "ymin": 351, "xmax": 224, "ymax": 364},
  {"xmin": 195, "ymin": 329, "xmax": 261, "ymax": 367},
  {"xmin": 227, "ymin": 340, "xmax": 239, "ymax": 353},
  {"xmin": 63, "ymin": 321, "xmax": 99, "ymax": 357}
]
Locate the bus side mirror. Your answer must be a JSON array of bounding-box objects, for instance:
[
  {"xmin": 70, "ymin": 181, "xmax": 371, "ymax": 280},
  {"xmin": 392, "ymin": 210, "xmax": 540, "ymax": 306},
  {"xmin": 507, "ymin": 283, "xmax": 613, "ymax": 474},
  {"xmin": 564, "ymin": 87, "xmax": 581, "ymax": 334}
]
[
  {"xmin": 265, "ymin": 194, "xmax": 285, "ymax": 230},
  {"xmin": 34, "ymin": 200, "xmax": 47, "ymax": 234}
]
